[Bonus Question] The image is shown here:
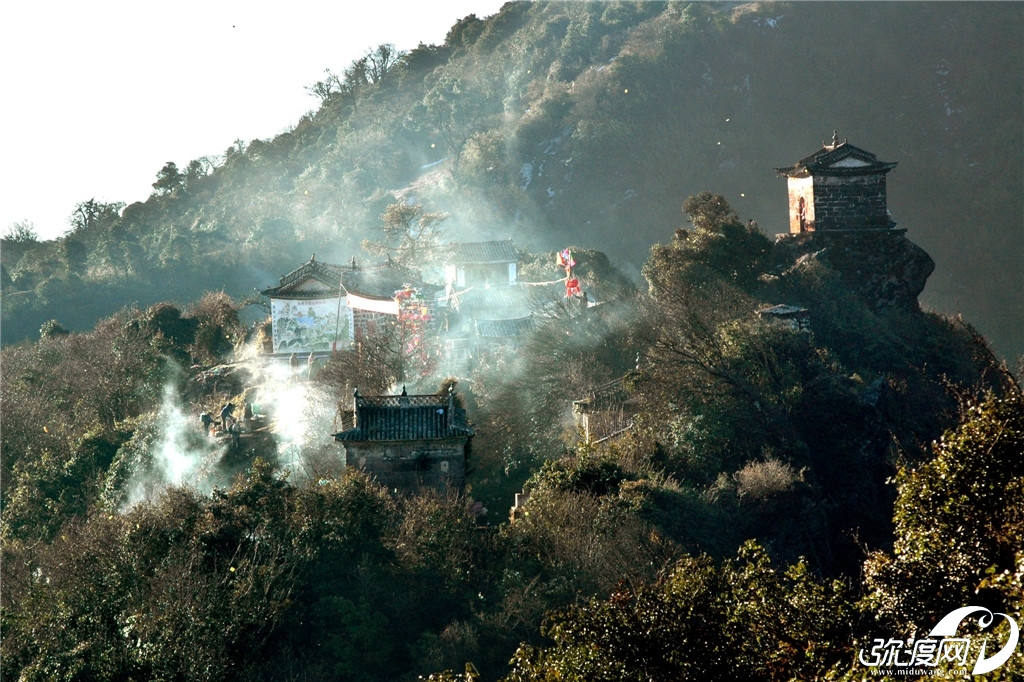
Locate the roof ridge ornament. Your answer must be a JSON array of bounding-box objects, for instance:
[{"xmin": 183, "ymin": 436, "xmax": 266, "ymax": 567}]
[{"xmin": 825, "ymin": 130, "xmax": 848, "ymax": 150}]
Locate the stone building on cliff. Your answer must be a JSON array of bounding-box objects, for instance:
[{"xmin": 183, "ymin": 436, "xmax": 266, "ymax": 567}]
[
  {"xmin": 776, "ymin": 131, "xmax": 898, "ymax": 235},
  {"xmin": 775, "ymin": 132, "xmax": 934, "ymax": 310}
]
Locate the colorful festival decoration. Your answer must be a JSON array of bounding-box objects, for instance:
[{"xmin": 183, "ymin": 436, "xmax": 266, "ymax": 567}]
[
  {"xmin": 557, "ymin": 248, "xmax": 582, "ymax": 298},
  {"xmin": 395, "ymin": 286, "xmax": 436, "ymax": 377},
  {"xmin": 556, "ymin": 248, "xmax": 576, "ymax": 271}
]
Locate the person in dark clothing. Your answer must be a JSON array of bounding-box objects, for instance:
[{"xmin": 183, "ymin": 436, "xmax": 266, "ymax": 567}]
[{"xmin": 220, "ymin": 403, "xmax": 236, "ymax": 431}]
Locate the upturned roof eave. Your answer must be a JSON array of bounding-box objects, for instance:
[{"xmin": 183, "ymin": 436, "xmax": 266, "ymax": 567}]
[
  {"xmin": 262, "ymin": 258, "xmax": 438, "ymax": 300},
  {"xmin": 776, "ymin": 142, "xmax": 897, "ymax": 177},
  {"xmin": 260, "ymin": 288, "xmax": 343, "ymax": 299},
  {"xmin": 775, "ymin": 162, "xmax": 898, "ymax": 178},
  {"xmin": 260, "ymin": 278, "xmax": 343, "ymax": 298}
]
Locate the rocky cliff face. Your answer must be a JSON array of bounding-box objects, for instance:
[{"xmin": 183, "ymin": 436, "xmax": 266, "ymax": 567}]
[{"xmin": 776, "ymin": 231, "xmax": 935, "ymax": 311}]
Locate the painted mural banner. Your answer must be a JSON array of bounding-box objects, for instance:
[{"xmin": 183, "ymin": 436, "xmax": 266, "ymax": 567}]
[{"xmin": 270, "ymin": 297, "xmax": 350, "ymax": 353}]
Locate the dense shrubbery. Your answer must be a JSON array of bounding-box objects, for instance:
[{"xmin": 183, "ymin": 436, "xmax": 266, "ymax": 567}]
[
  {"xmin": 2, "ymin": 0, "xmax": 1021, "ymax": 674},
  {"xmin": 5, "ymin": 381, "xmax": 1017, "ymax": 680},
  {"xmin": 2, "ymin": 187, "xmax": 1016, "ymax": 679},
  {"xmin": 0, "ymin": 297, "xmax": 244, "ymax": 543}
]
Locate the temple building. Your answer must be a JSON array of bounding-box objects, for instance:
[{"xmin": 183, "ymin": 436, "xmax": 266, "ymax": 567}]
[
  {"xmin": 572, "ymin": 377, "xmax": 637, "ymax": 444},
  {"xmin": 776, "ymin": 131, "xmax": 899, "ymax": 235},
  {"xmin": 436, "ymin": 241, "xmax": 562, "ymax": 369},
  {"xmin": 333, "ymin": 387, "xmax": 473, "ymax": 493},
  {"xmin": 260, "ymin": 256, "xmax": 437, "ymax": 356},
  {"xmin": 261, "ymin": 241, "xmax": 575, "ymax": 366},
  {"xmin": 440, "ymin": 284, "xmax": 545, "ymax": 365},
  {"xmin": 774, "ymin": 133, "xmax": 934, "ymax": 310},
  {"xmin": 443, "ymin": 239, "xmax": 518, "ymax": 288}
]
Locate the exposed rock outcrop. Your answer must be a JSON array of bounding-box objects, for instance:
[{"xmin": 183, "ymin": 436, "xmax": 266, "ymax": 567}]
[{"xmin": 776, "ymin": 230, "xmax": 935, "ymax": 310}]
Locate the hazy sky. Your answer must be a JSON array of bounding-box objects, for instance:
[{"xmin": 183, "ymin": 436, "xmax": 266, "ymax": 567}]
[{"xmin": 1, "ymin": 0, "xmax": 508, "ymax": 241}]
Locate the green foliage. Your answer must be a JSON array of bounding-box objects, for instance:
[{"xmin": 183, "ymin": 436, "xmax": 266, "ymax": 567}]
[
  {"xmin": 2, "ymin": 465, "xmax": 408, "ymax": 680},
  {"xmin": 0, "ymin": 307, "xmax": 173, "ymax": 542},
  {"xmin": 2, "ymin": 3, "xmax": 1019, "ymax": 359},
  {"xmin": 445, "ymin": 13, "xmax": 485, "ymax": 51},
  {"xmin": 312, "ymin": 595, "xmax": 393, "ymax": 679},
  {"xmin": 0, "ymin": 243, "xmax": 1016, "ymax": 681},
  {"xmin": 528, "ymin": 454, "xmax": 636, "ymax": 498},
  {"xmin": 137, "ymin": 301, "xmax": 196, "ymax": 345},
  {"xmin": 151, "ymin": 161, "xmax": 184, "ymax": 196},
  {"xmin": 518, "ymin": 247, "xmax": 636, "ymax": 303},
  {"xmin": 648, "ymin": 192, "xmax": 771, "ymax": 295},
  {"xmin": 466, "ymin": 293, "xmax": 641, "ymax": 508},
  {"xmin": 67, "ymin": 198, "xmax": 124, "ymax": 238},
  {"xmin": 307, "ymin": 43, "xmax": 405, "ymax": 106},
  {"xmin": 508, "ymin": 555, "xmax": 733, "ymax": 682},
  {"xmin": 631, "ymin": 185, "xmax": 1011, "ymax": 573},
  {"xmin": 1, "ymin": 5, "xmax": 1021, "ymax": 679},
  {"xmin": 500, "ymin": 484, "xmax": 670, "ymax": 604},
  {"xmin": 862, "ymin": 387, "xmax": 1024, "ymax": 631},
  {"xmin": 2, "ymin": 428, "xmax": 129, "ymax": 543},
  {"xmin": 38, "ymin": 318, "xmax": 70, "ymax": 339},
  {"xmin": 682, "ymin": 190, "xmax": 740, "ymax": 232},
  {"xmin": 184, "ymin": 291, "xmax": 245, "ymax": 365},
  {"xmin": 504, "ymin": 542, "xmax": 853, "ymax": 682}
]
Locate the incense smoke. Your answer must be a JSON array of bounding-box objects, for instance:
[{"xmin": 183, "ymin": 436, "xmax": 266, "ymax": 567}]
[
  {"xmin": 245, "ymin": 358, "xmax": 341, "ymax": 480},
  {"xmin": 119, "ymin": 381, "xmax": 227, "ymax": 509}
]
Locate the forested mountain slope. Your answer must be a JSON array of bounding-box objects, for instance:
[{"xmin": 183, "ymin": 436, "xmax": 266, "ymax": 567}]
[
  {"xmin": 3, "ymin": 2, "xmax": 1020, "ymax": 358},
  {"xmin": 3, "ymin": 188, "xmax": 1019, "ymax": 680}
]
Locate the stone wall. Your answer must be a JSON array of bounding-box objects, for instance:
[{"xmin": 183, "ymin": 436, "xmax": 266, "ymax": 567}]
[
  {"xmin": 350, "ymin": 299, "xmax": 440, "ymax": 343},
  {"xmin": 811, "ymin": 175, "xmax": 891, "ymax": 231},
  {"xmin": 351, "ymin": 309, "xmax": 395, "ymax": 342},
  {"xmin": 342, "ymin": 438, "xmax": 467, "ymax": 493}
]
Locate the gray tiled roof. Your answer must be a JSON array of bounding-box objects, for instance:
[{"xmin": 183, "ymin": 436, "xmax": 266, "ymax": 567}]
[
  {"xmin": 342, "ymin": 262, "xmax": 439, "ymax": 300},
  {"xmin": 445, "ymin": 240, "xmax": 518, "ymax": 264},
  {"xmin": 333, "ymin": 394, "xmax": 473, "ymax": 442},
  {"xmin": 262, "ymin": 257, "xmax": 437, "ymax": 300},
  {"xmin": 456, "ymin": 286, "xmax": 531, "ymax": 314},
  {"xmin": 260, "ymin": 258, "xmax": 347, "ymax": 298},
  {"xmin": 475, "ymin": 316, "xmax": 535, "ymax": 338},
  {"xmin": 452, "ymin": 282, "xmax": 563, "ymax": 318}
]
